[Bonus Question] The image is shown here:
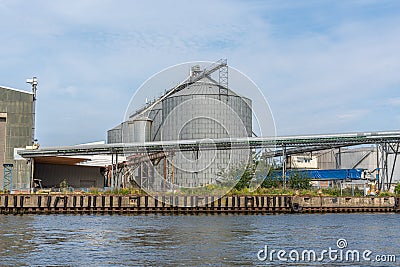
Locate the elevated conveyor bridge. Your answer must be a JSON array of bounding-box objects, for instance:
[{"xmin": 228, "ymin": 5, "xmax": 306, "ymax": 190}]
[
  {"xmin": 18, "ymin": 130, "xmax": 400, "ymax": 191},
  {"xmin": 18, "ymin": 130, "xmax": 400, "ymax": 157}
]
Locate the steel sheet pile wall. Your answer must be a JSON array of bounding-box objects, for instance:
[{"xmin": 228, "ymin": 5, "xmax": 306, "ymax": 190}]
[{"xmin": 0, "ymin": 194, "xmax": 397, "ymax": 214}]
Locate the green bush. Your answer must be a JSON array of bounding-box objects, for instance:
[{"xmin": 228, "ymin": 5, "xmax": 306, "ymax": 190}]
[
  {"xmin": 340, "ymin": 187, "xmax": 364, "ymax": 197},
  {"xmin": 261, "ymin": 176, "xmax": 281, "ymax": 188},
  {"xmin": 101, "ymin": 187, "xmax": 146, "ymax": 195},
  {"xmin": 377, "ymin": 191, "xmax": 397, "ymax": 197},
  {"xmin": 59, "ymin": 179, "xmax": 69, "ymax": 193},
  {"xmin": 234, "ymin": 166, "xmax": 253, "ymax": 190},
  {"xmin": 287, "ymin": 172, "xmax": 311, "ymax": 190},
  {"xmin": 321, "ymin": 188, "xmax": 341, "ymax": 196},
  {"xmin": 394, "ymin": 184, "xmax": 400, "ymax": 195},
  {"xmin": 88, "ymin": 187, "xmax": 100, "ymax": 194}
]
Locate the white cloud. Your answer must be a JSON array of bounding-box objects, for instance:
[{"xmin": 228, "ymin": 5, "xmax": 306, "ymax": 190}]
[
  {"xmin": 1, "ymin": 1, "xmax": 400, "ymax": 145},
  {"xmin": 387, "ymin": 97, "xmax": 400, "ymax": 106},
  {"xmin": 337, "ymin": 110, "xmax": 369, "ymax": 121}
]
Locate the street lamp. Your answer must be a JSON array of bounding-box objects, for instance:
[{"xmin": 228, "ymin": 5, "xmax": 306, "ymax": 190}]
[{"xmin": 26, "ymin": 77, "xmax": 38, "ymax": 145}]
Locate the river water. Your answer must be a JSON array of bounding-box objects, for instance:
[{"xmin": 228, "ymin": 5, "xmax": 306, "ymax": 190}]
[{"xmin": 0, "ymin": 213, "xmax": 398, "ymax": 266}]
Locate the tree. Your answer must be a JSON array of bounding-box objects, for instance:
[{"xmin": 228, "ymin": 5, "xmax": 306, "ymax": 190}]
[
  {"xmin": 261, "ymin": 175, "xmax": 281, "ymax": 188},
  {"xmin": 287, "ymin": 171, "xmax": 311, "ymax": 190},
  {"xmin": 395, "ymin": 184, "xmax": 400, "ymax": 195},
  {"xmin": 218, "ymin": 150, "xmax": 274, "ymax": 190}
]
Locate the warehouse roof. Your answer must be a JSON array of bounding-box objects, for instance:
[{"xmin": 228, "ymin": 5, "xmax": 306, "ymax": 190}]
[
  {"xmin": 0, "ymin": 85, "xmax": 33, "ymax": 95},
  {"xmin": 33, "ymin": 155, "xmax": 126, "ymax": 167}
]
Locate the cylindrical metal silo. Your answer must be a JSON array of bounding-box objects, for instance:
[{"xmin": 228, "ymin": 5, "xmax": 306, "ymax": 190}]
[
  {"xmin": 132, "ymin": 116, "xmax": 152, "ymax": 143},
  {"xmin": 124, "ymin": 121, "xmax": 135, "ymax": 143},
  {"xmin": 159, "ymin": 77, "xmax": 252, "ymax": 187}
]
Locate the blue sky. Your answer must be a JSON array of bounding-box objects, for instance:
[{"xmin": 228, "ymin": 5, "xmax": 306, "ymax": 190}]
[{"xmin": 0, "ymin": 0, "xmax": 399, "ymax": 146}]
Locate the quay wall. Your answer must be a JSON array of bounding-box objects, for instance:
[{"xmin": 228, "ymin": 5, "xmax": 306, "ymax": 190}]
[{"xmin": 0, "ymin": 194, "xmax": 398, "ymax": 214}]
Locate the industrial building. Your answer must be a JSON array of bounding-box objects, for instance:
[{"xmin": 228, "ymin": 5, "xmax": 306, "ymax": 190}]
[
  {"xmin": 1, "ymin": 81, "xmax": 105, "ymax": 192},
  {"xmin": 287, "ymin": 146, "xmax": 400, "ymax": 191},
  {"xmin": 0, "ymin": 84, "xmax": 35, "ymax": 191},
  {"xmin": 7, "ymin": 60, "xmax": 400, "ymax": 193},
  {"xmin": 31, "ymin": 154, "xmax": 108, "ymax": 190},
  {"xmin": 18, "ymin": 127, "xmax": 400, "ymax": 192},
  {"xmin": 108, "ymin": 60, "xmax": 253, "ymax": 190}
]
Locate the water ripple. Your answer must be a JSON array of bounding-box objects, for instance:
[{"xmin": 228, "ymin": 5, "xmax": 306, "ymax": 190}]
[{"xmin": 0, "ymin": 214, "xmax": 398, "ymax": 266}]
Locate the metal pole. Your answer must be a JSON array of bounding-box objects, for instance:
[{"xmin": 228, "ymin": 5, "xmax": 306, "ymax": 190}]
[
  {"xmin": 171, "ymin": 156, "xmax": 175, "ymax": 188},
  {"xmin": 282, "ymin": 145, "xmax": 286, "ymax": 188},
  {"xmin": 384, "ymin": 144, "xmax": 389, "ymax": 191},
  {"xmin": 379, "ymin": 143, "xmax": 388, "ymax": 191},
  {"xmin": 389, "ymin": 143, "xmax": 399, "ymax": 189},
  {"xmin": 26, "ymin": 77, "xmax": 38, "ymax": 145},
  {"xmin": 363, "ymin": 182, "xmax": 366, "ymax": 196},
  {"xmin": 140, "ymin": 162, "xmax": 143, "ymax": 189},
  {"xmin": 30, "ymin": 158, "xmax": 35, "ymax": 193},
  {"xmin": 111, "ymin": 153, "xmax": 114, "ymax": 188},
  {"xmin": 163, "ymin": 156, "xmax": 167, "ymax": 191},
  {"xmin": 115, "ymin": 153, "xmax": 119, "ymax": 189},
  {"xmin": 376, "ymin": 143, "xmax": 380, "ymax": 189},
  {"xmin": 340, "ymin": 182, "xmax": 343, "ymax": 196}
]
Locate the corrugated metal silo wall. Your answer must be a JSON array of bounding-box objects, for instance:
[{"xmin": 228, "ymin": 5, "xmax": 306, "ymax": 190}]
[
  {"xmin": 107, "ymin": 124, "xmax": 122, "ymax": 143},
  {"xmin": 339, "ymin": 148, "xmax": 377, "ymax": 170},
  {"xmin": 153, "ymin": 89, "xmax": 252, "ymax": 188},
  {"xmin": 146, "ymin": 102, "xmax": 162, "ymax": 141}
]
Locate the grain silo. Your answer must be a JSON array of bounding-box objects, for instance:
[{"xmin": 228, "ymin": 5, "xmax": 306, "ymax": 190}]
[
  {"xmin": 159, "ymin": 76, "xmax": 252, "ymax": 187},
  {"xmin": 108, "ymin": 60, "xmax": 253, "ymax": 190}
]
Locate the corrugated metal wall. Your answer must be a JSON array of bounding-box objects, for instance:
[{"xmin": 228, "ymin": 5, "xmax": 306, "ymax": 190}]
[
  {"xmin": 0, "ymin": 87, "xmax": 33, "ymax": 189},
  {"xmin": 0, "ymin": 113, "xmax": 6, "ymax": 184},
  {"xmin": 317, "ymin": 147, "xmax": 400, "ymax": 183},
  {"xmin": 34, "ymin": 163, "xmax": 104, "ymax": 188}
]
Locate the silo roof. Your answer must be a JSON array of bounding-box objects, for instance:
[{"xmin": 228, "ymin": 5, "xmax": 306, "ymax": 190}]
[
  {"xmin": 170, "ymin": 77, "xmax": 247, "ymax": 99},
  {"xmin": 131, "ymin": 115, "xmax": 152, "ymax": 122}
]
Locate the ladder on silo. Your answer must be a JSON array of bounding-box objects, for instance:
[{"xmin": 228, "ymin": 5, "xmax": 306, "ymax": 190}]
[
  {"xmin": 196, "ymin": 59, "xmax": 229, "ymax": 101},
  {"xmin": 218, "ymin": 59, "xmax": 229, "ymax": 102}
]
